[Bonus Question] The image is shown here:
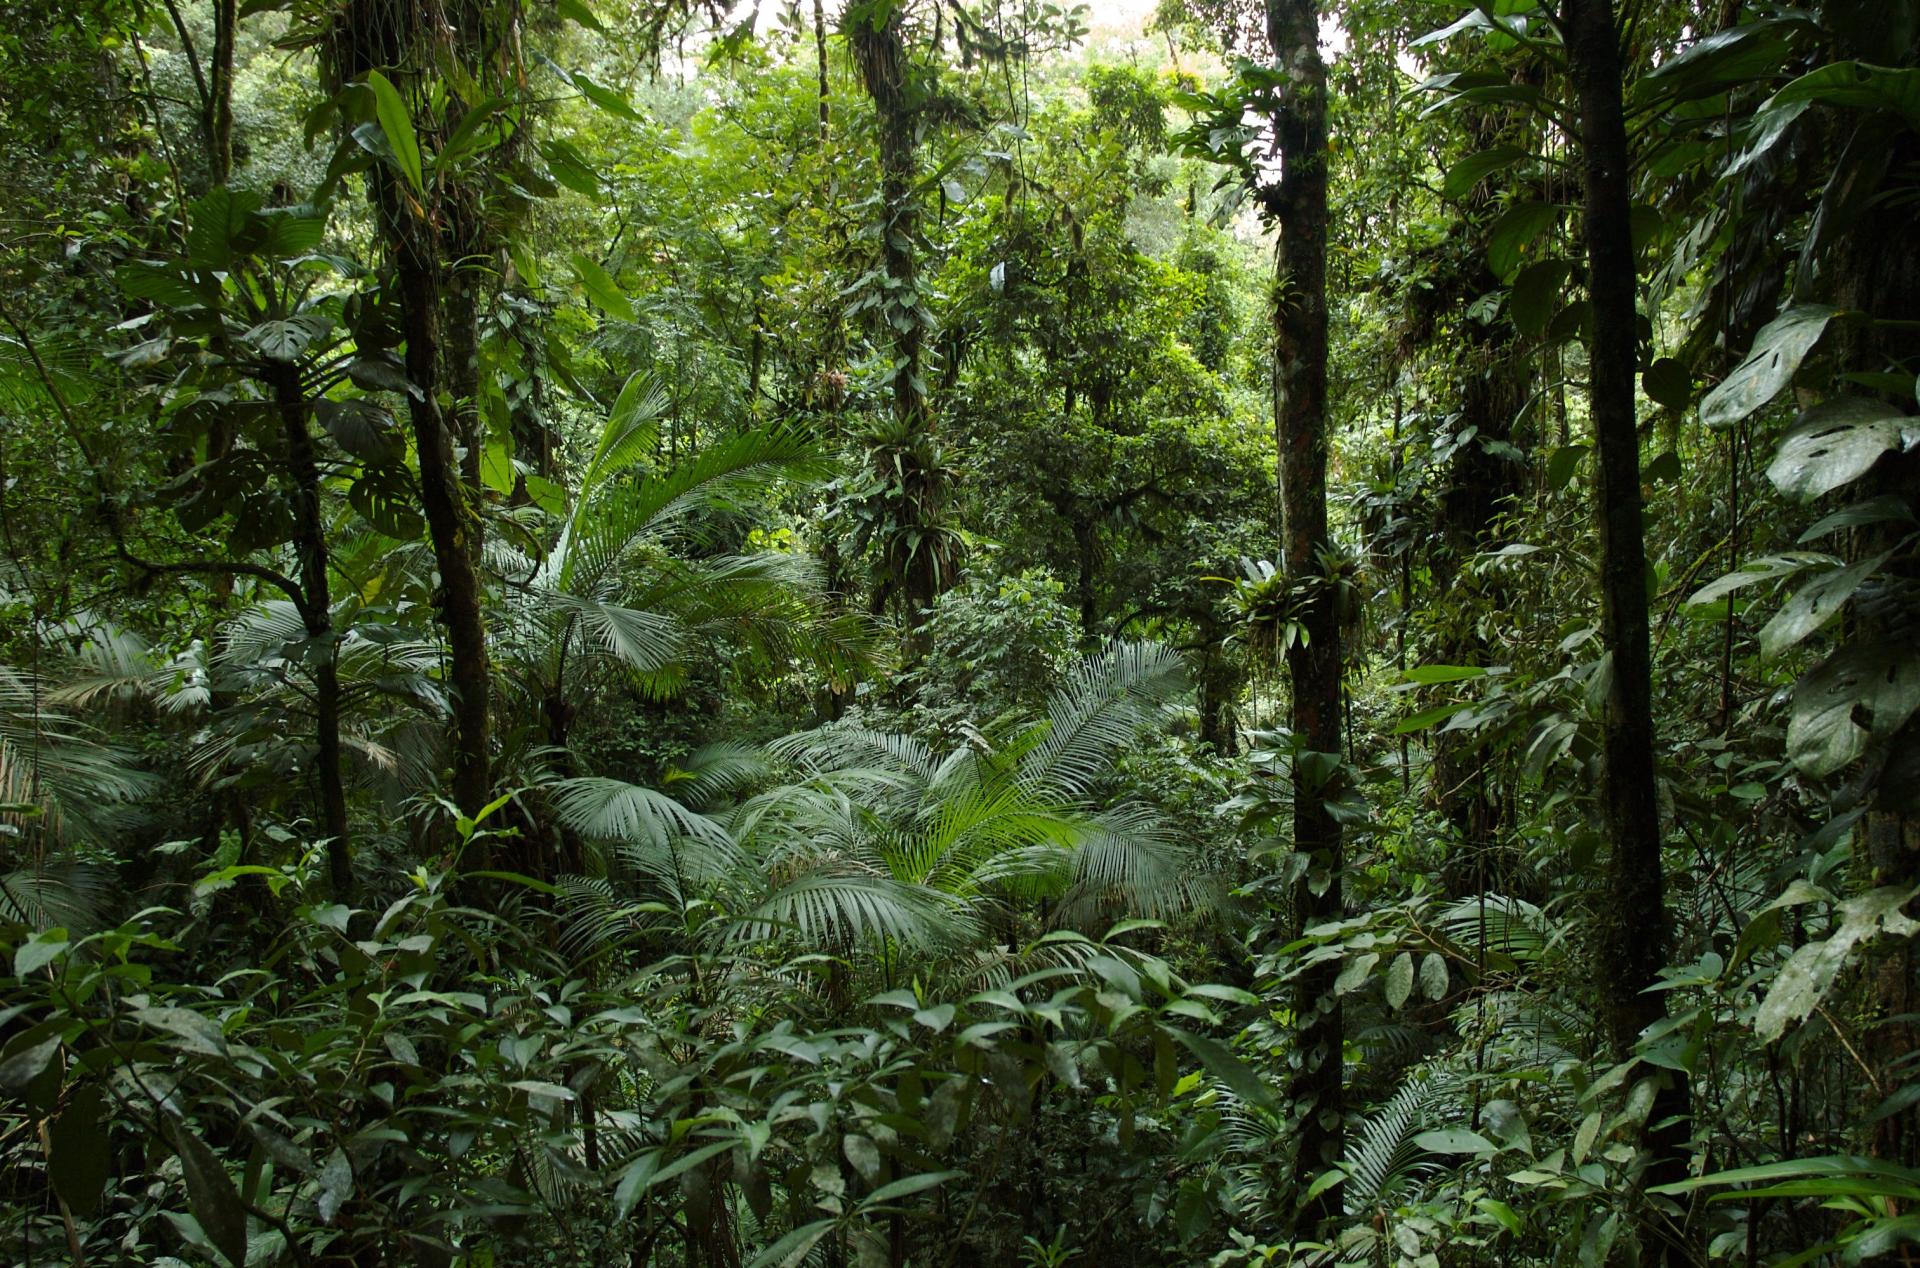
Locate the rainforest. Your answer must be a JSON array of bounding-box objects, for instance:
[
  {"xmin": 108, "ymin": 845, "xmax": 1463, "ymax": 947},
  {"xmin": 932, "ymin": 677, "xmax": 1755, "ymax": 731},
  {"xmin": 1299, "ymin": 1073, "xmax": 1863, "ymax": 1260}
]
[{"xmin": 0, "ymin": 0, "xmax": 1915, "ymax": 1264}]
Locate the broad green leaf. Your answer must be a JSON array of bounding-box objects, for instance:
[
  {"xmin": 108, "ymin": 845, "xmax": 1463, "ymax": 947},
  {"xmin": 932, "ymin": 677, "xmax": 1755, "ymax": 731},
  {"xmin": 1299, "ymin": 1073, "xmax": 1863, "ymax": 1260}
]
[
  {"xmin": 351, "ymin": 468, "xmax": 426, "ymax": 540},
  {"xmin": 843, "ymin": 1132, "xmax": 882, "ymax": 1181},
  {"xmin": 571, "ymin": 254, "xmax": 636, "ymax": 322},
  {"xmin": 316, "ymin": 1148, "xmax": 352, "ymax": 1224},
  {"xmin": 1640, "ymin": 19, "xmax": 1798, "ymax": 99},
  {"xmin": 615, "ymin": 1139, "xmax": 734, "ymax": 1216},
  {"xmin": 912, "ymin": 1003, "xmax": 955, "ymax": 1032},
  {"xmin": 185, "ymin": 186, "xmax": 263, "ymax": 271},
  {"xmin": 244, "ymin": 316, "xmax": 329, "ymax": 362},
  {"xmin": 540, "ymin": 136, "xmax": 601, "ymax": 196},
  {"xmin": 556, "ymin": 0, "xmax": 608, "ymax": 32},
  {"xmin": 1798, "ymin": 495, "xmax": 1918, "ymax": 543},
  {"xmin": 1547, "ymin": 443, "xmax": 1589, "ymax": 490},
  {"xmin": 1334, "ymin": 951, "xmax": 1378, "ymax": 995},
  {"xmin": 1686, "ymin": 552, "xmax": 1835, "ymax": 607},
  {"xmin": 1770, "ymin": 61, "xmax": 1920, "ymax": 129},
  {"xmin": 565, "ymin": 68, "xmax": 642, "ymax": 120},
  {"xmin": 1414, "ymin": 1128, "xmax": 1495, "ymax": 1154},
  {"xmin": 1185, "ymin": 983, "xmax": 1260, "ymax": 1007},
  {"xmin": 0, "ymin": 1036, "xmax": 61, "ymax": 1094},
  {"xmin": 1788, "ymin": 642, "xmax": 1920, "ymax": 776},
  {"xmin": 1393, "ymin": 701, "xmax": 1472, "ymax": 734},
  {"xmin": 13, "ymin": 927, "xmax": 68, "ymax": 977},
  {"xmin": 48, "ymin": 1083, "xmax": 108, "ymax": 1216},
  {"xmin": 1166, "ymin": 1028, "xmax": 1276, "ymax": 1111},
  {"xmin": 1767, "ymin": 398, "xmax": 1919, "ymax": 501},
  {"xmin": 1487, "ymin": 202, "xmax": 1559, "ymax": 281},
  {"xmin": 132, "ymin": 1006, "xmax": 227, "ymax": 1057},
  {"xmin": 1757, "ymin": 552, "xmax": 1887, "ymax": 660},
  {"xmin": 166, "ymin": 1117, "xmax": 249, "ymax": 1266},
  {"xmin": 1652, "ymin": 1154, "xmax": 1920, "ymax": 1196},
  {"xmin": 1384, "ymin": 951, "xmax": 1414, "ymax": 1010},
  {"xmin": 480, "ymin": 437, "xmax": 515, "ymax": 495},
  {"xmin": 1643, "ymin": 357, "xmax": 1691, "ymax": 411},
  {"xmin": 525, "ymin": 474, "xmax": 568, "ymax": 516},
  {"xmin": 1509, "ymin": 259, "xmax": 1569, "ymax": 338},
  {"xmin": 1420, "ymin": 952, "xmax": 1449, "ymax": 1001},
  {"xmin": 1402, "ymin": 664, "xmax": 1490, "ymax": 685},
  {"xmin": 862, "ymin": 1169, "xmax": 965, "ymax": 1207},
  {"xmin": 1755, "ymin": 884, "xmax": 1920, "ymax": 1041},
  {"xmin": 1700, "ymin": 305, "xmax": 1839, "ymax": 429},
  {"xmin": 365, "ymin": 71, "xmax": 425, "ymax": 194},
  {"xmin": 1477, "ymin": 1196, "xmax": 1525, "ymax": 1236},
  {"xmin": 747, "ymin": 1219, "xmax": 837, "ymax": 1268},
  {"xmin": 1444, "ymin": 145, "xmax": 1529, "ymax": 199}
]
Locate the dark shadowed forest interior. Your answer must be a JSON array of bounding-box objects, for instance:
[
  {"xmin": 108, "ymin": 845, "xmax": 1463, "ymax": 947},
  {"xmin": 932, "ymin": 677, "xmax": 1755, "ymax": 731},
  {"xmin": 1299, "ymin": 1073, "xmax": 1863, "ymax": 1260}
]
[{"xmin": 0, "ymin": 0, "xmax": 1916, "ymax": 1264}]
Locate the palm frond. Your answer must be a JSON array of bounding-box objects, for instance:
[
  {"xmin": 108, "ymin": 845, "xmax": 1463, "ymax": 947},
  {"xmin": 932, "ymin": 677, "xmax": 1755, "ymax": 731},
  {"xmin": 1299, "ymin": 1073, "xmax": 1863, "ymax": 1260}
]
[
  {"xmin": 769, "ymin": 725, "xmax": 936, "ymax": 782},
  {"xmin": 581, "ymin": 370, "xmax": 670, "ymax": 496},
  {"xmin": 1343, "ymin": 1068, "xmax": 1460, "ymax": 1213},
  {"xmin": 1058, "ymin": 804, "xmax": 1202, "ymax": 920},
  {"xmin": 564, "ymin": 424, "xmax": 829, "ymax": 593},
  {"xmin": 550, "ymin": 775, "xmax": 730, "ymax": 847},
  {"xmin": 1020, "ymin": 641, "xmax": 1185, "ymax": 797},
  {"xmin": 0, "ymin": 859, "xmax": 117, "ymax": 931},
  {"xmin": 661, "ymin": 742, "xmax": 773, "ymax": 810},
  {"xmin": 542, "ymin": 590, "xmax": 689, "ymax": 680},
  {"xmin": 0, "ymin": 667, "xmax": 155, "ymax": 849},
  {"xmin": 736, "ymin": 870, "xmax": 975, "ymax": 950}
]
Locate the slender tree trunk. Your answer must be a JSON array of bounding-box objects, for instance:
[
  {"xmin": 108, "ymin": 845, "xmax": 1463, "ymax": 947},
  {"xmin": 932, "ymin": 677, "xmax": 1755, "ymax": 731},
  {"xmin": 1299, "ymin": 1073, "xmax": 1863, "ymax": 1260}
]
[
  {"xmin": 1262, "ymin": 0, "xmax": 1343, "ymax": 1236},
  {"xmin": 850, "ymin": 3, "xmax": 950, "ymax": 623},
  {"xmin": 1562, "ymin": 0, "xmax": 1691, "ymax": 1259},
  {"xmin": 209, "ymin": 0, "xmax": 237, "ymax": 185},
  {"xmin": 813, "ymin": 0, "xmax": 831, "ymax": 141},
  {"xmin": 267, "ymin": 362, "xmax": 351, "ymax": 894},
  {"xmin": 329, "ymin": 0, "xmax": 494, "ymax": 819},
  {"xmin": 396, "ymin": 246, "xmax": 494, "ymax": 818}
]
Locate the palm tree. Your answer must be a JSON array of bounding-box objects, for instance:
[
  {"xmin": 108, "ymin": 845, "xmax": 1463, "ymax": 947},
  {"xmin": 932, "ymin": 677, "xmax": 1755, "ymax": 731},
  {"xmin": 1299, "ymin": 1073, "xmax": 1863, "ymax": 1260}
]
[
  {"xmin": 0, "ymin": 631, "xmax": 158, "ymax": 929},
  {"xmin": 545, "ymin": 642, "xmax": 1214, "ymax": 981},
  {"xmin": 494, "ymin": 372, "xmax": 868, "ymax": 775}
]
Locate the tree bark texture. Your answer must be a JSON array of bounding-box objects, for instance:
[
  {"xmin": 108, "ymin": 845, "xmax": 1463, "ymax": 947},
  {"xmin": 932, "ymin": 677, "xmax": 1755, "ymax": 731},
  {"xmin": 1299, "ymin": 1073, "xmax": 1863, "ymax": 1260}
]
[
  {"xmin": 1562, "ymin": 0, "xmax": 1692, "ymax": 1259},
  {"xmin": 329, "ymin": 0, "xmax": 494, "ymax": 819},
  {"xmin": 850, "ymin": 2, "xmax": 951, "ymax": 622},
  {"xmin": 1262, "ymin": 0, "xmax": 1343, "ymax": 1237},
  {"xmin": 267, "ymin": 362, "xmax": 351, "ymax": 894}
]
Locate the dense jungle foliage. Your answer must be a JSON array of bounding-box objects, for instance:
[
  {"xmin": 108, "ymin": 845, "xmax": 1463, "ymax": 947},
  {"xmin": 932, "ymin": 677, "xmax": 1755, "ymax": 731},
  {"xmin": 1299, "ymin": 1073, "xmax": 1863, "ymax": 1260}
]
[{"xmin": 0, "ymin": 0, "xmax": 1916, "ymax": 1263}]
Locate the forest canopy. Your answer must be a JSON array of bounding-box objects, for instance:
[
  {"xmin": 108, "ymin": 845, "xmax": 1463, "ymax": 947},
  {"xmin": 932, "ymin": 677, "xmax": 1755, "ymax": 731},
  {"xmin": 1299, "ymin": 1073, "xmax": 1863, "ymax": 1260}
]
[{"xmin": 0, "ymin": 0, "xmax": 1915, "ymax": 1265}]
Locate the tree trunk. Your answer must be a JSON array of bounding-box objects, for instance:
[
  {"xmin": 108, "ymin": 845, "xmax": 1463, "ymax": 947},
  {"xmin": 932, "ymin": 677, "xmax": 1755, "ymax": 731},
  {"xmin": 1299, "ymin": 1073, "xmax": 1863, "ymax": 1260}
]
[
  {"xmin": 1562, "ymin": 0, "xmax": 1691, "ymax": 1259},
  {"xmin": 209, "ymin": 0, "xmax": 237, "ymax": 185},
  {"xmin": 329, "ymin": 0, "xmax": 494, "ymax": 819},
  {"xmin": 396, "ymin": 247, "xmax": 494, "ymax": 819},
  {"xmin": 267, "ymin": 362, "xmax": 351, "ymax": 894},
  {"xmin": 813, "ymin": 0, "xmax": 831, "ymax": 141},
  {"xmin": 850, "ymin": 3, "xmax": 951, "ymax": 624},
  {"xmin": 1262, "ymin": 0, "xmax": 1343, "ymax": 1237}
]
